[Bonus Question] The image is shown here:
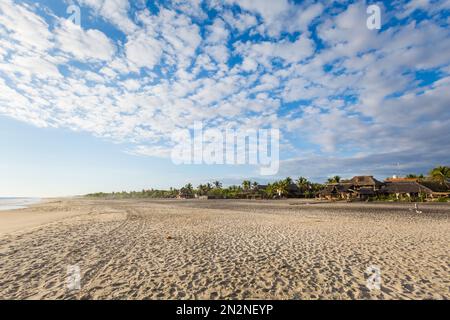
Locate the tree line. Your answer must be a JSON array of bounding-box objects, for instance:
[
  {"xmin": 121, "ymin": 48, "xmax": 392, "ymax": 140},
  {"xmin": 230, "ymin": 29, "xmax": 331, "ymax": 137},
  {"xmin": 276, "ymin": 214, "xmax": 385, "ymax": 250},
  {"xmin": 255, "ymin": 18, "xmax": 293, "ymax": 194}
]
[
  {"xmin": 86, "ymin": 166, "xmax": 449, "ymax": 200},
  {"xmin": 86, "ymin": 177, "xmax": 324, "ymax": 199}
]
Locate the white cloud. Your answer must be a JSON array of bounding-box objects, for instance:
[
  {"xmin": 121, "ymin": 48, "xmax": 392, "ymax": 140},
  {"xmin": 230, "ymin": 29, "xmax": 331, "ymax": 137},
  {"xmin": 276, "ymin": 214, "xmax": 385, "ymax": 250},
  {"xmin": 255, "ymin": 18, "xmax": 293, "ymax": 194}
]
[
  {"xmin": 241, "ymin": 57, "xmax": 258, "ymax": 72},
  {"xmin": 0, "ymin": 0, "xmax": 53, "ymax": 52},
  {"xmin": 236, "ymin": 34, "xmax": 315, "ymax": 68},
  {"xmin": 55, "ymin": 20, "xmax": 115, "ymax": 61},
  {"xmin": 222, "ymin": 11, "xmax": 257, "ymax": 32},
  {"xmin": 122, "ymin": 79, "xmax": 141, "ymax": 91},
  {"xmin": 0, "ymin": 0, "xmax": 448, "ymax": 177},
  {"xmin": 206, "ymin": 18, "xmax": 229, "ymax": 44},
  {"xmin": 5, "ymin": 55, "xmax": 61, "ymax": 79},
  {"xmin": 226, "ymin": 0, "xmax": 290, "ymax": 35},
  {"xmin": 204, "ymin": 44, "xmax": 229, "ymax": 64},
  {"xmin": 125, "ymin": 31, "xmax": 162, "ymax": 70},
  {"xmin": 78, "ymin": 0, "xmax": 137, "ymax": 34},
  {"xmin": 225, "ymin": 0, "xmax": 322, "ymax": 36}
]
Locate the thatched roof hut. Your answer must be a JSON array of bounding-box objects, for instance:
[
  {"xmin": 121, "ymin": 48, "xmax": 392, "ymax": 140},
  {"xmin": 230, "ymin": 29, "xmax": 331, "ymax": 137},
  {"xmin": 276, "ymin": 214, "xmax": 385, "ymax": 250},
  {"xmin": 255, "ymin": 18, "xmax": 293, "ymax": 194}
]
[
  {"xmin": 349, "ymin": 176, "xmax": 383, "ymax": 189},
  {"xmin": 380, "ymin": 182, "xmax": 432, "ymax": 195}
]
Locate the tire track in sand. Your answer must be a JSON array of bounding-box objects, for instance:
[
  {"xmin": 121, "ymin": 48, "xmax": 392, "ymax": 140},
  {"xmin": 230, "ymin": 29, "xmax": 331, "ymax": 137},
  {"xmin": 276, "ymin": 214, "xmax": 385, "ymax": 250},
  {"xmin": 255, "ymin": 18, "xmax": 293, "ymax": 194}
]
[{"xmin": 72, "ymin": 208, "xmax": 149, "ymax": 298}]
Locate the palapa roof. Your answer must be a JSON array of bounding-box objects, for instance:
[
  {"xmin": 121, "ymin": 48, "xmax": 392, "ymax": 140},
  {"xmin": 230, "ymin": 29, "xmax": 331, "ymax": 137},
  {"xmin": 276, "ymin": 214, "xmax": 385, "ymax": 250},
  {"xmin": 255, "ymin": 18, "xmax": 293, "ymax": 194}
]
[
  {"xmin": 357, "ymin": 187, "xmax": 376, "ymax": 195},
  {"xmin": 381, "ymin": 182, "xmax": 432, "ymax": 194},
  {"xmin": 319, "ymin": 183, "xmax": 353, "ymax": 195},
  {"xmin": 350, "ymin": 176, "xmax": 383, "ymax": 187},
  {"xmin": 319, "ymin": 176, "xmax": 450, "ymax": 197},
  {"xmin": 418, "ymin": 181, "xmax": 450, "ymax": 193},
  {"xmin": 318, "ymin": 185, "xmax": 337, "ymax": 195}
]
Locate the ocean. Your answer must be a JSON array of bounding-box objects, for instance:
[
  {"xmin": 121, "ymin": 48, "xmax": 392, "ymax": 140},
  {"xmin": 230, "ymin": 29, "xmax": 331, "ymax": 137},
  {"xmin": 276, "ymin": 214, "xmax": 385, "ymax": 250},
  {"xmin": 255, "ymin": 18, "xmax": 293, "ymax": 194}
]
[{"xmin": 0, "ymin": 197, "xmax": 41, "ymax": 211}]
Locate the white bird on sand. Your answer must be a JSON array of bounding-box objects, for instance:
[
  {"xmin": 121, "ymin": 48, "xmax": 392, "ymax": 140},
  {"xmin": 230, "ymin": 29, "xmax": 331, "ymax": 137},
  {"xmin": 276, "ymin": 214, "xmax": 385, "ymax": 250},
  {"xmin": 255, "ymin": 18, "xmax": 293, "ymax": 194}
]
[{"xmin": 414, "ymin": 203, "xmax": 422, "ymax": 214}]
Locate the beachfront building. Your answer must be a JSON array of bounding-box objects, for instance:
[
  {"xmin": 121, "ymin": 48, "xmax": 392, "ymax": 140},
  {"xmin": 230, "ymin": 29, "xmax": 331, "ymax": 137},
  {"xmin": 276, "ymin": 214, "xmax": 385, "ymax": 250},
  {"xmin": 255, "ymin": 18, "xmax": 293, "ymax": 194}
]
[
  {"xmin": 318, "ymin": 176, "xmax": 383, "ymax": 200},
  {"xmin": 318, "ymin": 175, "xmax": 450, "ymax": 201},
  {"xmin": 381, "ymin": 177, "xmax": 450, "ymax": 199},
  {"xmin": 318, "ymin": 183, "xmax": 352, "ymax": 200},
  {"xmin": 414, "ymin": 180, "xmax": 450, "ymax": 199},
  {"xmin": 379, "ymin": 181, "xmax": 432, "ymax": 200}
]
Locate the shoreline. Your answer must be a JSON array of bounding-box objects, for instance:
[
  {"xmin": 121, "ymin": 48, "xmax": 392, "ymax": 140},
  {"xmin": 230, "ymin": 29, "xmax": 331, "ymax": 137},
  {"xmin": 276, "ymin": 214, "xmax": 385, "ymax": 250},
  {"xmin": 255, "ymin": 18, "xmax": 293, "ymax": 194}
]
[
  {"xmin": 0, "ymin": 197, "xmax": 42, "ymax": 212},
  {"xmin": 0, "ymin": 198, "xmax": 79, "ymax": 235}
]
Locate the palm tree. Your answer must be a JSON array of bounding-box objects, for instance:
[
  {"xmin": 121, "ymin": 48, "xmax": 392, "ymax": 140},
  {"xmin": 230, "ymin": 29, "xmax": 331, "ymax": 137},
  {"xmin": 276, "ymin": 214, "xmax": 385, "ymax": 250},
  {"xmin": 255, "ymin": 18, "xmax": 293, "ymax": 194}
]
[
  {"xmin": 252, "ymin": 181, "xmax": 259, "ymax": 190},
  {"xmin": 327, "ymin": 176, "xmax": 341, "ymax": 184},
  {"xmin": 310, "ymin": 183, "xmax": 324, "ymax": 194},
  {"xmin": 197, "ymin": 184, "xmax": 205, "ymax": 196},
  {"xmin": 284, "ymin": 177, "xmax": 293, "ymax": 185},
  {"xmin": 429, "ymin": 166, "xmax": 450, "ymax": 183},
  {"xmin": 242, "ymin": 180, "xmax": 251, "ymax": 191},
  {"xmin": 296, "ymin": 177, "xmax": 311, "ymax": 196},
  {"xmin": 274, "ymin": 180, "xmax": 289, "ymax": 198},
  {"xmin": 296, "ymin": 177, "xmax": 310, "ymax": 189},
  {"xmin": 213, "ymin": 181, "xmax": 222, "ymax": 189},
  {"xmin": 180, "ymin": 183, "xmax": 193, "ymax": 197},
  {"xmin": 265, "ymin": 183, "xmax": 276, "ymax": 198}
]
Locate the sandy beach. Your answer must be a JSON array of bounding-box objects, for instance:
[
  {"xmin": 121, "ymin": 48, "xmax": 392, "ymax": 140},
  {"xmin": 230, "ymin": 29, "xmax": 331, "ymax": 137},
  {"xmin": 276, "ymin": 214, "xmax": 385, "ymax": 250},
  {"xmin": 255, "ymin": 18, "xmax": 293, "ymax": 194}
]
[{"xmin": 0, "ymin": 198, "xmax": 448, "ymax": 300}]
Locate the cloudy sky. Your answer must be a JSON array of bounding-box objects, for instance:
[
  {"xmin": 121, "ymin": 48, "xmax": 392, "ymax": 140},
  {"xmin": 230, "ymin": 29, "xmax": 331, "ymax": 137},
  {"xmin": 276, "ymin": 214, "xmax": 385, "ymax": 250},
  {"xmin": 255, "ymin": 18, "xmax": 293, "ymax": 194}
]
[{"xmin": 0, "ymin": 0, "xmax": 449, "ymax": 196}]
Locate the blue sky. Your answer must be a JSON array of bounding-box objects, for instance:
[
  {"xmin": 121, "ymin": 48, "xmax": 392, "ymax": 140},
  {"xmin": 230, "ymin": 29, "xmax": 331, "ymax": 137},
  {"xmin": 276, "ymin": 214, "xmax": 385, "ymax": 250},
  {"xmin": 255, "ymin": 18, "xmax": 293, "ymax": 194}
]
[{"xmin": 0, "ymin": 0, "xmax": 449, "ymax": 196}]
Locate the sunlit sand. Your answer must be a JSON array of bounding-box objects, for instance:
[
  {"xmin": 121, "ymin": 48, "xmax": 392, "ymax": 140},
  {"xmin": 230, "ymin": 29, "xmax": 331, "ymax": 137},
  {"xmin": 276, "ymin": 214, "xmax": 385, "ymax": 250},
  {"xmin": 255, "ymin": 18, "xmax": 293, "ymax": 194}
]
[{"xmin": 0, "ymin": 199, "xmax": 448, "ymax": 299}]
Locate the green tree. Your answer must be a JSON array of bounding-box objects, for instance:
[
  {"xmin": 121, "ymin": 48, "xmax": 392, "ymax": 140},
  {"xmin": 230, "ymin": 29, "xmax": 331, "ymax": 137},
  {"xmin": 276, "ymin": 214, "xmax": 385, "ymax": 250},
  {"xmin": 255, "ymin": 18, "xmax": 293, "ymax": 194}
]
[
  {"xmin": 296, "ymin": 177, "xmax": 310, "ymax": 192},
  {"xmin": 274, "ymin": 180, "xmax": 289, "ymax": 197},
  {"xmin": 242, "ymin": 180, "xmax": 251, "ymax": 191},
  {"xmin": 213, "ymin": 181, "xmax": 222, "ymax": 189},
  {"xmin": 265, "ymin": 183, "xmax": 276, "ymax": 198},
  {"xmin": 429, "ymin": 166, "xmax": 450, "ymax": 183},
  {"xmin": 327, "ymin": 176, "xmax": 341, "ymax": 184},
  {"xmin": 197, "ymin": 184, "xmax": 206, "ymax": 196},
  {"xmin": 310, "ymin": 183, "xmax": 324, "ymax": 196}
]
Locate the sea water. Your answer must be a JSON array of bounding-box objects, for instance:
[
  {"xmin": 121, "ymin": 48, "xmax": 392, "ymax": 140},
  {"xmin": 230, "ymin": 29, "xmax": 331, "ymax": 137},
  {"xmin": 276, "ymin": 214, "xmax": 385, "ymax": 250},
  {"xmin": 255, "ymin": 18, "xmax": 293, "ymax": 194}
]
[{"xmin": 0, "ymin": 197, "xmax": 41, "ymax": 211}]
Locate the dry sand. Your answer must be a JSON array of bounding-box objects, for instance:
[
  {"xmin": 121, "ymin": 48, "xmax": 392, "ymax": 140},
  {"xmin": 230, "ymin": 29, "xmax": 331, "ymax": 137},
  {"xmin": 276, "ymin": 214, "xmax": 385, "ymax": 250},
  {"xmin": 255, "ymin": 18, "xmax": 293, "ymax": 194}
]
[{"xmin": 0, "ymin": 198, "xmax": 448, "ymax": 300}]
